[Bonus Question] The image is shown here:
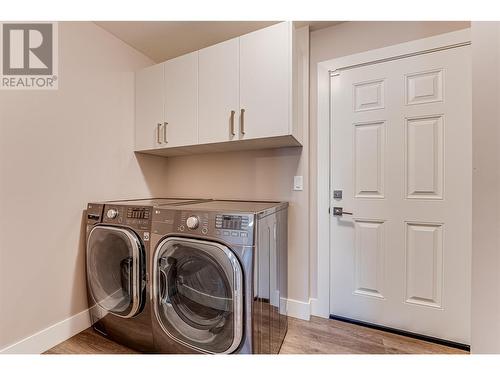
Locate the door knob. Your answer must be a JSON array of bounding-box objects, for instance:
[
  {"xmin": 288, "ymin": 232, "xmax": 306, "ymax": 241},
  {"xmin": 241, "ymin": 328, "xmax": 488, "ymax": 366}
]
[{"xmin": 333, "ymin": 207, "xmax": 353, "ymax": 216}]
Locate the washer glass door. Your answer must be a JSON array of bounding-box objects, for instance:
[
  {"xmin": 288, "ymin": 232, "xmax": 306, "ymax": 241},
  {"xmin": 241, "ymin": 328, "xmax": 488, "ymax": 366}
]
[
  {"xmin": 87, "ymin": 226, "xmax": 145, "ymax": 318},
  {"xmin": 153, "ymin": 237, "xmax": 243, "ymax": 354}
]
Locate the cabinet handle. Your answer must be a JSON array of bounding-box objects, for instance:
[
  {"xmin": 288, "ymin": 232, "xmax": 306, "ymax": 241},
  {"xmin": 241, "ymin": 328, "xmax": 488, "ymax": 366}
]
[
  {"xmin": 157, "ymin": 123, "xmax": 162, "ymax": 144},
  {"xmin": 163, "ymin": 122, "xmax": 168, "ymax": 144},
  {"xmin": 240, "ymin": 108, "xmax": 245, "ymax": 135},
  {"xmin": 230, "ymin": 110, "xmax": 235, "ymax": 136}
]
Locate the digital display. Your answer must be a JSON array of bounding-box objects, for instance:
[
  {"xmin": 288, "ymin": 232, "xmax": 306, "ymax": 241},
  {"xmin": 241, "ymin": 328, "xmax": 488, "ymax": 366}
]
[
  {"xmin": 127, "ymin": 207, "xmax": 150, "ymax": 220},
  {"xmin": 222, "ymin": 215, "xmax": 242, "ymax": 230}
]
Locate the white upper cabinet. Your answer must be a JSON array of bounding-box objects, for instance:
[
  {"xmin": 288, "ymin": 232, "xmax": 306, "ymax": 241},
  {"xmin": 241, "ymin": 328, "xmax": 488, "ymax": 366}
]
[
  {"xmin": 163, "ymin": 51, "xmax": 198, "ymax": 148},
  {"xmin": 239, "ymin": 22, "xmax": 290, "ymax": 140},
  {"xmin": 199, "ymin": 38, "xmax": 239, "ymax": 144},
  {"xmin": 135, "ymin": 22, "xmax": 308, "ymax": 155},
  {"xmin": 135, "ymin": 63, "xmax": 164, "ymax": 151}
]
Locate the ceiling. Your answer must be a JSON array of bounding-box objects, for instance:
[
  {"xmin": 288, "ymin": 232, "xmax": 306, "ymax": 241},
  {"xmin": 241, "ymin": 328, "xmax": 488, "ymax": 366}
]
[{"xmin": 95, "ymin": 21, "xmax": 342, "ymax": 63}]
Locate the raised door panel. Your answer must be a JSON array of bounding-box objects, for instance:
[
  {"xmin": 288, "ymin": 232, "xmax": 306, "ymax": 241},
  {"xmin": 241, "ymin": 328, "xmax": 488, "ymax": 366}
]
[
  {"xmin": 239, "ymin": 22, "xmax": 290, "ymax": 140},
  {"xmin": 406, "ymin": 69, "xmax": 443, "ymax": 105},
  {"xmin": 354, "ymin": 121, "xmax": 385, "ymax": 198},
  {"xmin": 198, "ymin": 38, "xmax": 239, "ymax": 144},
  {"xmin": 135, "ymin": 63, "xmax": 164, "ymax": 151},
  {"xmin": 406, "ymin": 115, "xmax": 444, "ymax": 199},
  {"xmin": 405, "ymin": 222, "xmax": 443, "ymax": 308},
  {"xmin": 163, "ymin": 52, "xmax": 198, "ymax": 148},
  {"xmin": 354, "ymin": 79, "xmax": 385, "ymax": 112},
  {"xmin": 353, "ymin": 220, "xmax": 385, "ymax": 299}
]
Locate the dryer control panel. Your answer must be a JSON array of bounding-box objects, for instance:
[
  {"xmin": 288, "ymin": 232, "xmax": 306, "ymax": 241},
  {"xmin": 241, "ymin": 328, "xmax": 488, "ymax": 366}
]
[
  {"xmin": 152, "ymin": 209, "xmax": 255, "ymax": 246},
  {"xmin": 216, "ymin": 215, "xmax": 249, "ymax": 231}
]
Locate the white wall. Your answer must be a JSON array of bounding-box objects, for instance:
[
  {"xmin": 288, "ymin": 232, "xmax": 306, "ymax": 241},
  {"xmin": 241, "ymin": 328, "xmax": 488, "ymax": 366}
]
[
  {"xmin": 470, "ymin": 21, "xmax": 500, "ymax": 354},
  {"xmin": 0, "ymin": 22, "xmax": 168, "ymax": 350}
]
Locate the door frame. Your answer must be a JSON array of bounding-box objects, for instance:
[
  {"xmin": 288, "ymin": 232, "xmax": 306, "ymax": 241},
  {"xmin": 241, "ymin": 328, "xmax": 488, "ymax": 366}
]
[{"xmin": 314, "ymin": 28, "xmax": 472, "ymax": 318}]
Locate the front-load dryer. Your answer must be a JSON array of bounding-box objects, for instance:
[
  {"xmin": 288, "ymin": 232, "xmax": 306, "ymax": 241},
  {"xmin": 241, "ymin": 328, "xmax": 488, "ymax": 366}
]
[
  {"xmin": 85, "ymin": 198, "xmax": 208, "ymax": 352},
  {"xmin": 150, "ymin": 200, "xmax": 289, "ymax": 354}
]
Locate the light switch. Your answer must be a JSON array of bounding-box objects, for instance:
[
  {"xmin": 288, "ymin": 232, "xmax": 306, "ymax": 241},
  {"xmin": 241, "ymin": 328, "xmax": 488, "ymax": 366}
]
[{"xmin": 293, "ymin": 176, "xmax": 303, "ymax": 191}]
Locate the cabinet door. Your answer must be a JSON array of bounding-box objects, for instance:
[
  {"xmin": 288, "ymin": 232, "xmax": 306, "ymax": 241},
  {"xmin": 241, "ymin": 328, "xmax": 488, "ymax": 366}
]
[
  {"xmin": 239, "ymin": 22, "xmax": 290, "ymax": 140},
  {"xmin": 199, "ymin": 38, "xmax": 239, "ymax": 144},
  {"xmin": 135, "ymin": 63, "xmax": 164, "ymax": 151},
  {"xmin": 163, "ymin": 51, "xmax": 198, "ymax": 148}
]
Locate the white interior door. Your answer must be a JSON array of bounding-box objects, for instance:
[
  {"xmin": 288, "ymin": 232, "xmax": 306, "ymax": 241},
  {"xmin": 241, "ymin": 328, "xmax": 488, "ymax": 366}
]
[{"xmin": 330, "ymin": 45, "xmax": 471, "ymax": 344}]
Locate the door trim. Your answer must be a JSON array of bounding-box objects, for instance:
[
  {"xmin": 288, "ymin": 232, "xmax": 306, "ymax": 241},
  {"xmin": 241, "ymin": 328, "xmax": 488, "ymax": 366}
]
[
  {"xmin": 314, "ymin": 28, "xmax": 472, "ymax": 319},
  {"xmin": 330, "ymin": 41, "xmax": 470, "ymax": 77}
]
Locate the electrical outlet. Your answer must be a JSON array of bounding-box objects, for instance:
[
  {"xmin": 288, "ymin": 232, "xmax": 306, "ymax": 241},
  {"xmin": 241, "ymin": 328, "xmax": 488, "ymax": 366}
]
[{"xmin": 293, "ymin": 176, "xmax": 303, "ymax": 191}]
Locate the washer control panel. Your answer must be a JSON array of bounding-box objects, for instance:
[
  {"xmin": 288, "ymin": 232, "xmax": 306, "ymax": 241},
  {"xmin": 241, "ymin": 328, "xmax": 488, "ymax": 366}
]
[
  {"xmin": 126, "ymin": 207, "xmax": 150, "ymax": 220},
  {"xmin": 87, "ymin": 203, "xmax": 103, "ymax": 223},
  {"xmin": 102, "ymin": 205, "xmax": 152, "ymax": 230},
  {"xmin": 186, "ymin": 215, "xmax": 200, "ymax": 229},
  {"xmin": 106, "ymin": 208, "xmax": 118, "ymax": 219}
]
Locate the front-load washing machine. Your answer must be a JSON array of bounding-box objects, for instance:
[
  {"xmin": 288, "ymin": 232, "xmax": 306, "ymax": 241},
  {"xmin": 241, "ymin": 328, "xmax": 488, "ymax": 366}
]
[
  {"xmin": 85, "ymin": 198, "xmax": 208, "ymax": 352},
  {"xmin": 150, "ymin": 200, "xmax": 288, "ymax": 354}
]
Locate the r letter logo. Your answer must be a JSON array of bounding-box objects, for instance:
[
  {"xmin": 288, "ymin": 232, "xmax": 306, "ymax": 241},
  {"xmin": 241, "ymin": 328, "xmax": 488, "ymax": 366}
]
[{"xmin": 0, "ymin": 22, "xmax": 58, "ymax": 90}]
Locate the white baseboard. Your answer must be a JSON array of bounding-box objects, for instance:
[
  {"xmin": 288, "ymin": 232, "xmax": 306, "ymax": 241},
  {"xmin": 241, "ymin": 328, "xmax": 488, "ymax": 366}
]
[
  {"xmin": 0, "ymin": 309, "xmax": 91, "ymax": 354},
  {"xmin": 286, "ymin": 298, "xmax": 311, "ymax": 321},
  {"xmin": 310, "ymin": 297, "xmax": 330, "ymax": 318},
  {"xmin": 286, "ymin": 297, "xmax": 330, "ymax": 320},
  {"xmin": 309, "ymin": 298, "xmax": 320, "ymax": 317}
]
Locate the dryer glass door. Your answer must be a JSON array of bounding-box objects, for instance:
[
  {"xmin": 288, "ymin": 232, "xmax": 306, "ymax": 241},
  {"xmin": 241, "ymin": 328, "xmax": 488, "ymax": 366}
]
[
  {"xmin": 153, "ymin": 237, "xmax": 243, "ymax": 354},
  {"xmin": 87, "ymin": 226, "xmax": 145, "ymax": 318}
]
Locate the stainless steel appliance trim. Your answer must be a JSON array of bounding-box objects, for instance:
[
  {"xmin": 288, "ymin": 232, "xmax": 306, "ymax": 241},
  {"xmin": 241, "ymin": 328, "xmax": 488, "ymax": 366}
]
[
  {"xmin": 152, "ymin": 236, "xmax": 244, "ymax": 354},
  {"xmin": 87, "ymin": 225, "xmax": 141, "ymax": 319},
  {"xmin": 256, "ymin": 202, "xmax": 289, "ymax": 219},
  {"xmin": 159, "ymin": 267, "xmax": 168, "ymax": 303}
]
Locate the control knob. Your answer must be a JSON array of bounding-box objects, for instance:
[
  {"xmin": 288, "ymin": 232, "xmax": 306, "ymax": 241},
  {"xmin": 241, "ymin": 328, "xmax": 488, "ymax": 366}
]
[
  {"xmin": 186, "ymin": 215, "xmax": 200, "ymax": 230},
  {"xmin": 106, "ymin": 208, "xmax": 119, "ymax": 219}
]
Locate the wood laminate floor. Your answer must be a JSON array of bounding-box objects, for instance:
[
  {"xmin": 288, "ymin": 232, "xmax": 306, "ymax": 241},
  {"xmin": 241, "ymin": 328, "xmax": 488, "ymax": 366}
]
[{"xmin": 44, "ymin": 316, "xmax": 468, "ymax": 355}]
